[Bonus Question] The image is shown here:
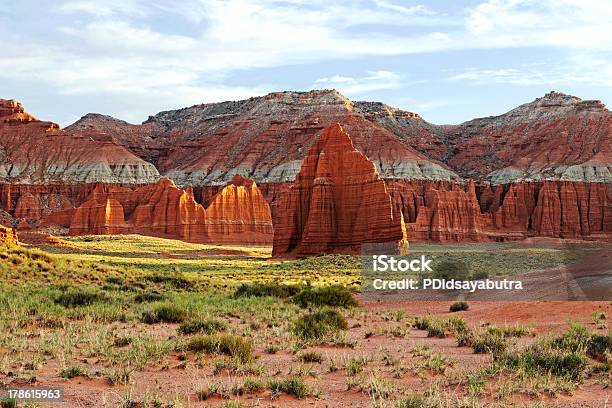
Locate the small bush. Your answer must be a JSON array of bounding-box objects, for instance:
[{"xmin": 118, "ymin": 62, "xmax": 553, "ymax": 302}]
[
  {"xmin": 292, "ymin": 286, "xmax": 357, "ymax": 308},
  {"xmin": 502, "ymin": 345, "xmax": 588, "ymax": 380},
  {"xmin": 449, "ymin": 301, "xmax": 469, "ymax": 312},
  {"xmin": 268, "ymin": 376, "xmax": 310, "ymax": 398},
  {"xmin": 0, "ymin": 398, "xmax": 17, "ymax": 408},
  {"xmin": 141, "ymin": 304, "xmax": 187, "ymax": 324},
  {"xmin": 186, "ymin": 334, "xmax": 253, "ymax": 363},
  {"xmin": 60, "ymin": 366, "xmax": 85, "ymax": 379},
  {"xmin": 233, "ymin": 283, "xmax": 302, "ymax": 299},
  {"xmin": 291, "ymin": 309, "xmax": 348, "ymax": 341},
  {"xmin": 242, "ymin": 378, "xmax": 265, "ymax": 393},
  {"xmin": 54, "ymin": 289, "xmax": 105, "ymax": 307},
  {"xmin": 178, "ymin": 318, "xmax": 227, "ymax": 335},
  {"xmin": 396, "ymin": 395, "xmax": 427, "ymax": 408},
  {"xmin": 472, "ymin": 331, "xmax": 508, "ymax": 356},
  {"xmin": 299, "ymin": 351, "xmax": 323, "ymax": 363},
  {"xmin": 134, "ymin": 291, "xmax": 166, "ymax": 303}
]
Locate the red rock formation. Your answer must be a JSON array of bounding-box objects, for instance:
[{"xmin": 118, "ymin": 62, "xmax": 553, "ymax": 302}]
[
  {"xmin": 369, "ymin": 92, "xmax": 611, "ymax": 183},
  {"xmin": 0, "ymin": 224, "xmax": 18, "ymax": 246},
  {"xmin": 388, "ymin": 180, "xmax": 611, "ymax": 242},
  {"xmin": 59, "ymin": 177, "xmax": 273, "ymax": 245},
  {"xmin": 69, "ymin": 198, "xmax": 128, "ymax": 235},
  {"xmin": 0, "ymin": 99, "xmax": 159, "ymax": 184},
  {"xmin": 273, "ymin": 124, "xmax": 407, "ymax": 257},
  {"xmin": 206, "ymin": 175, "xmax": 273, "ymax": 245}
]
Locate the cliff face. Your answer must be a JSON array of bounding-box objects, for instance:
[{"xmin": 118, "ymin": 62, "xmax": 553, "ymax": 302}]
[
  {"xmin": 206, "ymin": 175, "xmax": 273, "ymax": 245},
  {"xmin": 388, "ymin": 180, "xmax": 611, "ymax": 242},
  {"xmin": 3, "ymin": 177, "xmax": 273, "ymax": 245},
  {"xmin": 0, "ymin": 99, "xmax": 159, "ymax": 184},
  {"xmin": 273, "ymin": 124, "xmax": 407, "ymax": 257}
]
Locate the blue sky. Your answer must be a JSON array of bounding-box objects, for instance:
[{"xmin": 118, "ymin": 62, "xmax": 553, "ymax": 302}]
[{"xmin": 1, "ymin": 0, "xmax": 611, "ymax": 126}]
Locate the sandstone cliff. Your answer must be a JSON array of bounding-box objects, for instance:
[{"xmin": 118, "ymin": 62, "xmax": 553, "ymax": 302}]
[
  {"xmin": 206, "ymin": 175, "xmax": 273, "ymax": 245},
  {"xmin": 273, "ymin": 124, "xmax": 407, "ymax": 257}
]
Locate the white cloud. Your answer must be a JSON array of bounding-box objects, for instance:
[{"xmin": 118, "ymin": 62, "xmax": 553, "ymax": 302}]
[
  {"xmin": 449, "ymin": 54, "xmax": 612, "ymax": 86},
  {"xmin": 1, "ymin": 0, "xmax": 612, "ymax": 124},
  {"xmin": 314, "ymin": 71, "xmax": 401, "ymax": 95}
]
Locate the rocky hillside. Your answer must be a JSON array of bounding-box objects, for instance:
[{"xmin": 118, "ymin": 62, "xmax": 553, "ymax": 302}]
[
  {"xmin": 365, "ymin": 92, "xmax": 611, "ymax": 183},
  {"xmin": 68, "ymin": 90, "xmax": 458, "ymax": 185},
  {"xmin": 0, "ymin": 99, "xmax": 159, "ymax": 184}
]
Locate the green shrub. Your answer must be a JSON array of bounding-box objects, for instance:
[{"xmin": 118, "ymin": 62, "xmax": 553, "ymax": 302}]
[
  {"xmin": 292, "ymin": 286, "xmax": 357, "ymax": 308},
  {"xmin": 588, "ymin": 334, "xmax": 611, "ymax": 360},
  {"xmin": 504, "ymin": 345, "xmax": 588, "ymax": 380},
  {"xmin": 268, "ymin": 376, "xmax": 310, "ymax": 398},
  {"xmin": 395, "ymin": 395, "xmax": 427, "ymax": 408},
  {"xmin": 60, "ymin": 366, "xmax": 85, "ymax": 378},
  {"xmin": 291, "ymin": 309, "xmax": 348, "ymax": 341},
  {"xmin": 54, "ymin": 289, "xmax": 105, "ymax": 307},
  {"xmin": 233, "ymin": 283, "xmax": 302, "ymax": 299},
  {"xmin": 178, "ymin": 318, "xmax": 227, "ymax": 335},
  {"xmin": 0, "ymin": 398, "xmax": 17, "ymax": 408},
  {"xmin": 299, "ymin": 351, "xmax": 323, "ymax": 363},
  {"xmin": 141, "ymin": 304, "xmax": 187, "ymax": 324},
  {"xmin": 186, "ymin": 334, "xmax": 253, "ymax": 363},
  {"xmin": 449, "ymin": 301, "xmax": 469, "ymax": 312},
  {"xmin": 471, "ymin": 330, "xmax": 508, "ymax": 356}
]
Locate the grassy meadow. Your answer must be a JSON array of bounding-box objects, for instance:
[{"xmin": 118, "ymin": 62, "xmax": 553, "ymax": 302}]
[{"xmin": 0, "ymin": 235, "xmax": 609, "ymax": 407}]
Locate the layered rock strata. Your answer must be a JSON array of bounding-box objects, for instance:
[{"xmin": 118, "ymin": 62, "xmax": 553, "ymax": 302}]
[{"xmin": 273, "ymin": 124, "xmax": 407, "ymax": 257}]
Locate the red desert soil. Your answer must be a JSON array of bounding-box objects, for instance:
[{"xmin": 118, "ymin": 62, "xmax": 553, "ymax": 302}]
[{"xmin": 22, "ymin": 300, "xmax": 611, "ymax": 408}]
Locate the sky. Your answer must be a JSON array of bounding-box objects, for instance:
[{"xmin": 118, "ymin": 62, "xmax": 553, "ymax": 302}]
[{"xmin": 1, "ymin": 0, "xmax": 611, "ymax": 126}]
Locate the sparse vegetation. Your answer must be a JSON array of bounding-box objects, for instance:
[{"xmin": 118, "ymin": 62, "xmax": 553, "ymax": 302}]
[
  {"xmin": 291, "ymin": 309, "xmax": 348, "ymax": 342},
  {"xmin": 449, "ymin": 301, "xmax": 469, "ymax": 312},
  {"xmin": 292, "ymin": 285, "xmax": 358, "ymax": 308},
  {"xmin": 185, "ymin": 334, "xmax": 254, "ymax": 363}
]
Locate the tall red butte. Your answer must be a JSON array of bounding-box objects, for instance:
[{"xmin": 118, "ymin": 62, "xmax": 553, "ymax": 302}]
[{"xmin": 272, "ymin": 124, "xmax": 407, "ymax": 258}]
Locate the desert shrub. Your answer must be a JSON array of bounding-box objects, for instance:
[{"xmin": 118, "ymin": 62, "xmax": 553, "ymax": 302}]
[
  {"xmin": 54, "ymin": 289, "xmax": 105, "ymax": 307},
  {"xmin": 426, "ymin": 320, "xmax": 447, "ymax": 338},
  {"xmin": 299, "ymin": 351, "xmax": 323, "ymax": 363},
  {"xmin": 291, "ymin": 309, "xmax": 348, "ymax": 341},
  {"xmin": 588, "ymin": 334, "xmax": 612, "ymax": 360},
  {"xmin": 292, "ymin": 286, "xmax": 357, "ymax": 308},
  {"xmin": 0, "ymin": 398, "xmax": 17, "ymax": 408},
  {"xmin": 60, "ymin": 366, "xmax": 85, "ymax": 378},
  {"xmin": 268, "ymin": 376, "xmax": 310, "ymax": 398},
  {"xmin": 416, "ymin": 315, "xmax": 466, "ymax": 338},
  {"xmin": 345, "ymin": 356, "xmax": 368, "ymax": 375},
  {"xmin": 471, "ymin": 330, "xmax": 508, "ymax": 356},
  {"xmin": 113, "ymin": 336, "xmax": 133, "ymax": 347},
  {"xmin": 233, "ymin": 283, "xmax": 302, "ymax": 299},
  {"xmin": 433, "ymin": 261, "xmax": 470, "ymax": 280},
  {"xmin": 178, "ymin": 318, "xmax": 227, "ymax": 335},
  {"xmin": 186, "ymin": 334, "xmax": 253, "ymax": 363},
  {"xmin": 242, "ymin": 378, "xmax": 266, "ymax": 393},
  {"xmin": 133, "ymin": 291, "xmax": 166, "ymax": 303},
  {"xmin": 500, "ymin": 345, "xmax": 587, "ymax": 380},
  {"xmin": 449, "ymin": 301, "xmax": 469, "ymax": 312},
  {"xmin": 395, "ymin": 395, "xmax": 427, "ymax": 408},
  {"xmin": 140, "ymin": 304, "xmax": 187, "ymax": 324},
  {"xmin": 550, "ymin": 323, "xmax": 611, "ymax": 360}
]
